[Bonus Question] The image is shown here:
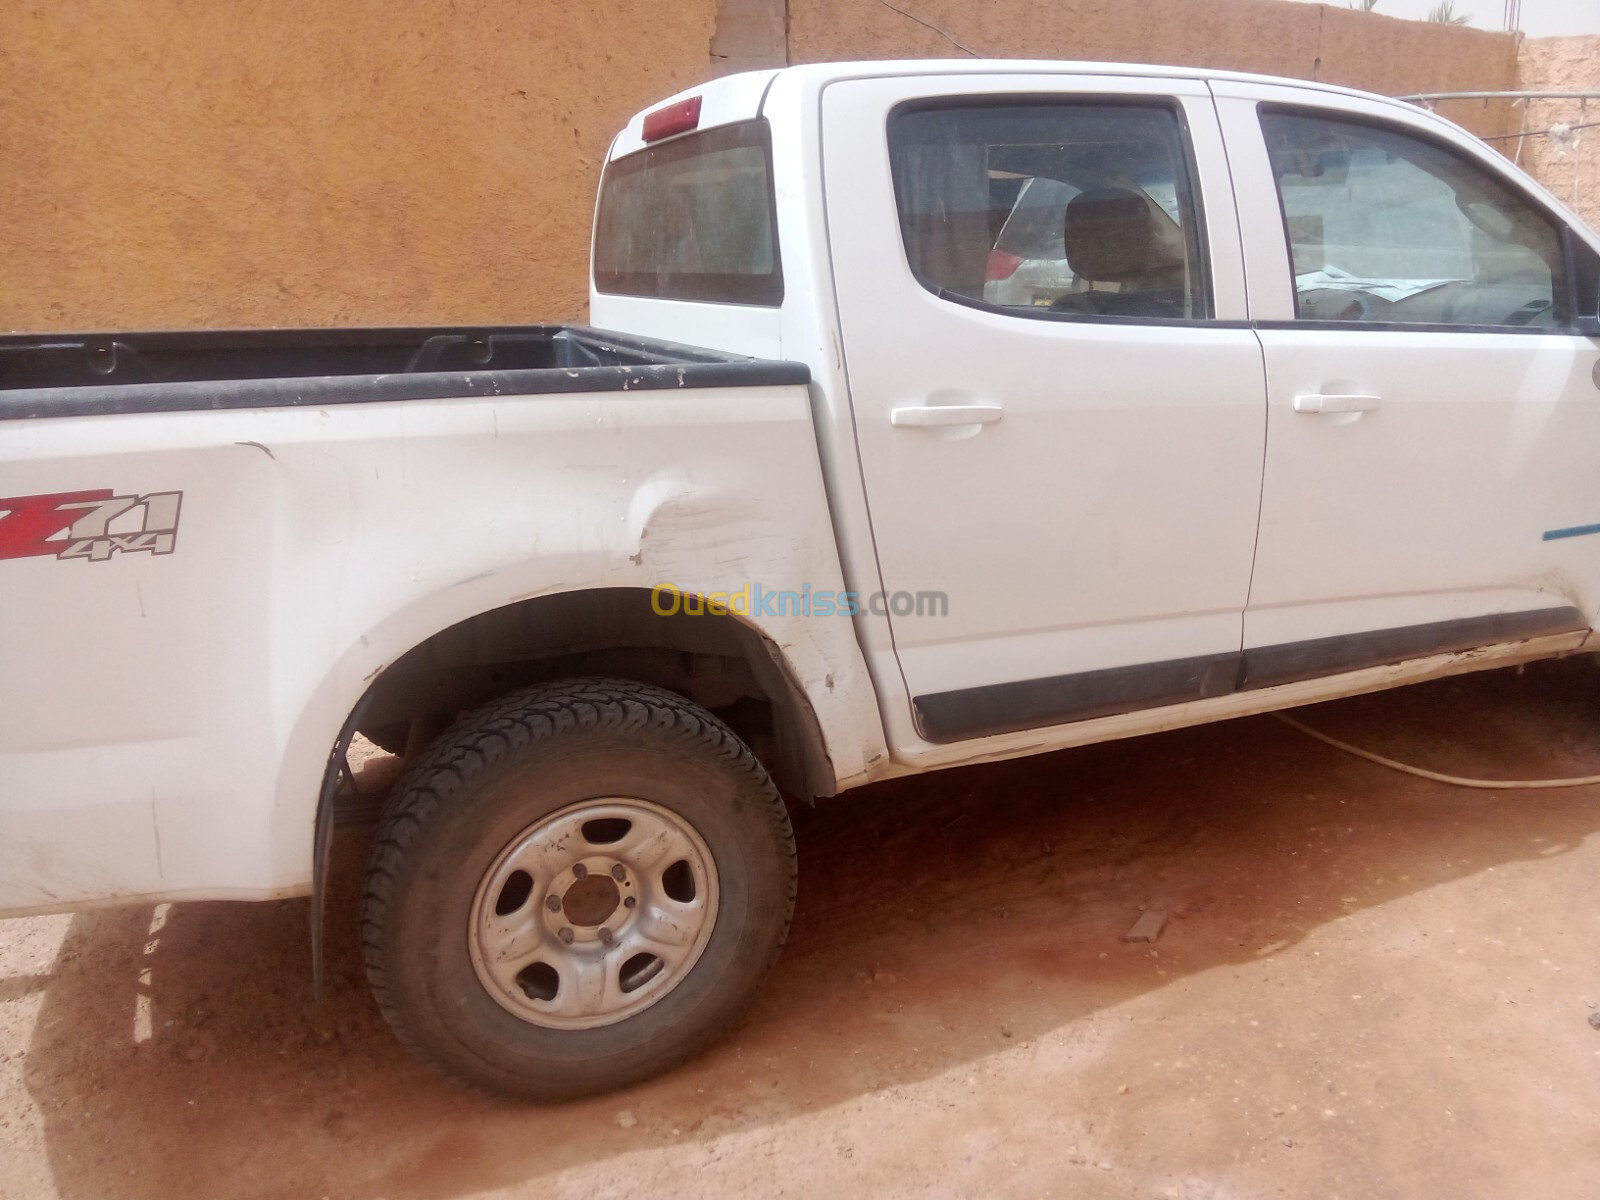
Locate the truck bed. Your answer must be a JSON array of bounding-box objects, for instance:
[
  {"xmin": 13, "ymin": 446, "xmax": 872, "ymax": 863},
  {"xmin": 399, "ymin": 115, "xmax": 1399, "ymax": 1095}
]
[{"xmin": 0, "ymin": 324, "xmax": 808, "ymax": 419}]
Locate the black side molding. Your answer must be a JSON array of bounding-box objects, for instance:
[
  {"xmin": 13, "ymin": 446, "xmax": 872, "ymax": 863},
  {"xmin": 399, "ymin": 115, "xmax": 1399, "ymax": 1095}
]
[
  {"xmin": 911, "ymin": 605, "xmax": 1588, "ymax": 744},
  {"xmin": 1238, "ymin": 605, "xmax": 1588, "ymax": 691},
  {"xmin": 914, "ymin": 650, "xmax": 1240, "ymax": 744}
]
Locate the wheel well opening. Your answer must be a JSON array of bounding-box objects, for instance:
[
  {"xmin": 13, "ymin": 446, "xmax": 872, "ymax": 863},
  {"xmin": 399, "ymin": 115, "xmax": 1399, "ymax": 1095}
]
[{"xmin": 356, "ymin": 588, "xmax": 832, "ymax": 799}]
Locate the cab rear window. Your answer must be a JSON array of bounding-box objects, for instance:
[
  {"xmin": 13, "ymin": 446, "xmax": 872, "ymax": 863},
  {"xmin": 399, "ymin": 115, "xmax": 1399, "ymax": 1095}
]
[{"xmin": 593, "ymin": 120, "xmax": 783, "ymax": 307}]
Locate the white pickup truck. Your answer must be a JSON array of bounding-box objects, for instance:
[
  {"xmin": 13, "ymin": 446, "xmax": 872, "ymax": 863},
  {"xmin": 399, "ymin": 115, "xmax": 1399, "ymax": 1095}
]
[{"xmin": 5, "ymin": 60, "xmax": 1600, "ymax": 1099}]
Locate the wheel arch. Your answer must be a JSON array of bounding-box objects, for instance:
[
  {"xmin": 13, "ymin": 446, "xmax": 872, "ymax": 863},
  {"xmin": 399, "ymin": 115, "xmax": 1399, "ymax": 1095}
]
[
  {"xmin": 303, "ymin": 585, "xmax": 839, "ymax": 995},
  {"xmin": 344, "ymin": 586, "xmax": 837, "ymax": 800}
]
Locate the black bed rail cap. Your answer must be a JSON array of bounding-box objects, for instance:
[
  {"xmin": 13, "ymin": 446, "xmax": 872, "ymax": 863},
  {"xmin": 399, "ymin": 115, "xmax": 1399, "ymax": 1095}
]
[{"xmin": 0, "ymin": 323, "xmax": 809, "ymax": 418}]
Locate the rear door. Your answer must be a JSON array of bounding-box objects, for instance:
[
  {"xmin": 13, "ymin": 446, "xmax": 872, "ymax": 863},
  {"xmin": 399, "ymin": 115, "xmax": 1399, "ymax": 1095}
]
[
  {"xmin": 1214, "ymin": 81, "xmax": 1600, "ymax": 686},
  {"xmin": 822, "ymin": 73, "xmax": 1267, "ymax": 746}
]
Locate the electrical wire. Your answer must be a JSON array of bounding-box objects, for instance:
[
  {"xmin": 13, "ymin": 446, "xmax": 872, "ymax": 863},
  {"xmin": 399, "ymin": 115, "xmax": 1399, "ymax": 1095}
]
[
  {"xmin": 1480, "ymin": 119, "xmax": 1600, "ymax": 143},
  {"xmin": 873, "ymin": 0, "xmax": 982, "ymax": 57},
  {"xmin": 1272, "ymin": 711, "xmax": 1600, "ymax": 790}
]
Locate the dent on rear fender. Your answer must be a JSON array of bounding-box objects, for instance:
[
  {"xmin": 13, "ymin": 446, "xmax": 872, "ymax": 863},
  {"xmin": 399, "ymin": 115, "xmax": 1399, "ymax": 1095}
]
[
  {"xmin": 626, "ymin": 476, "xmax": 754, "ymax": 556},
  {"xmin": 282, "ymin": 427, "xmax": 886, "ymax": 872},
  {"xmin": 622, "ymin": 477, "xmax": 886, "ymax": 788}
]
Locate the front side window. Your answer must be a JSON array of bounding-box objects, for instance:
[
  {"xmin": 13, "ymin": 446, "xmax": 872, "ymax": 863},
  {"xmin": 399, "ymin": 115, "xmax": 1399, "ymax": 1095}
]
[
  {"xmin": 594, "ymin": 121, "xmax": 782, "ymax": 306},
  {"xmin": 1261, "ymin": 109, "xmax": 1567, "ymax": 328},
  {"xmin": 886, "ymin": 101, "xmax": 1211, "ymax": 320}
]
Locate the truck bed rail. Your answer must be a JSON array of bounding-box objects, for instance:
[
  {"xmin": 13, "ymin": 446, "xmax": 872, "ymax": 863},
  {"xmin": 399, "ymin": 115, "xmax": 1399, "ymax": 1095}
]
[{"xmin": 0, "ymin": 325, "xmax": 809, "ymax": 419}]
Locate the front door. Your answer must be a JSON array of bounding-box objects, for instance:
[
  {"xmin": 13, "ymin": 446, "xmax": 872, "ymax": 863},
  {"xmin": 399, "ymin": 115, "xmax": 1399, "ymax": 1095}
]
[{"xmin": 1214, "ymin": 82, "xmax": 1600, "ymax": 686}]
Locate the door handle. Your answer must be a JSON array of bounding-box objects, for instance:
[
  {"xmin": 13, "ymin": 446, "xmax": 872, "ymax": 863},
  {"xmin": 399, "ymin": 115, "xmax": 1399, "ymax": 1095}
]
[
  {"xmin": 1293, "ymin": 393, "xmax": 1381, "ymax": 414},
  {"xmin": 890, "ymin": 404, "xmax": 1005, "ymax": 427}
]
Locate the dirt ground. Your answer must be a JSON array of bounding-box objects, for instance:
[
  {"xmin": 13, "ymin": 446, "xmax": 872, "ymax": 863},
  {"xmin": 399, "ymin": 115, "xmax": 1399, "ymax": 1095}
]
[{"xmin": 3, "ymin": 659, "xmax": 1600, "ymax": 1199}]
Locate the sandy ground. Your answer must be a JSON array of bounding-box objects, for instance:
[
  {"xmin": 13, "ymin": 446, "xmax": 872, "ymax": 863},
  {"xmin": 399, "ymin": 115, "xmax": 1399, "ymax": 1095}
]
[{"xmin": 3, "ymin": 659, "xmax": 1600, "ymax": 1199}]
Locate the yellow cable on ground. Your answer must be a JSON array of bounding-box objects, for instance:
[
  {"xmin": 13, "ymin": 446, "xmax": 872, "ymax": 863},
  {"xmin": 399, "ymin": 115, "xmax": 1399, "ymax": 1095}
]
[{"xmin": 1272, "ymin": 711, "xmax": 1600, "ymax": 790}]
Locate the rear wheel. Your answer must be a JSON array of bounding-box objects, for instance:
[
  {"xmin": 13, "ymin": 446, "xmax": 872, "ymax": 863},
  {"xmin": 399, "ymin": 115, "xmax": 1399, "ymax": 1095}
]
[{"xmin": 361, "ymin": 678, "xmax": 797, "ymax": 1099}]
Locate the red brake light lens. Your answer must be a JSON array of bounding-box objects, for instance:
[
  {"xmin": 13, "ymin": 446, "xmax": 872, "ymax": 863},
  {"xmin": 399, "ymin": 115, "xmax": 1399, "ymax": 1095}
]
[
  {"xmin": 985, "ymin": 249, "xmax": 1023, "ymax": 282},
  {"xmin": 642, "ymin": 96, "xmax": 703, "ymax": 143}
]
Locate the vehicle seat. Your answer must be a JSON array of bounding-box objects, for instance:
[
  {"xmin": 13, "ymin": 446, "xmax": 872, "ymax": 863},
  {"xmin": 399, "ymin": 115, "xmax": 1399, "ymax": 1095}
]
[{"xmin": 1053, "ymin": 187, "xmax": 1187, "ymax": 318}]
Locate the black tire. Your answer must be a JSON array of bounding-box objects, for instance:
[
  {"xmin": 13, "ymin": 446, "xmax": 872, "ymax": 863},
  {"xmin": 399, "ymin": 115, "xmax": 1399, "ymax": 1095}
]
[{"xmin": 361, "ymin": 678, "xmax": 797, "ymax": 1100}]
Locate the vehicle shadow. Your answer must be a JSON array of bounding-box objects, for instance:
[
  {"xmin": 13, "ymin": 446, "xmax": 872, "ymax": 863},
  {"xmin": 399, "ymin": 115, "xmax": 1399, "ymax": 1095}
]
[{"xmin": 19, "ymin": 658, "xmax": 1600, "ymax": 1199}]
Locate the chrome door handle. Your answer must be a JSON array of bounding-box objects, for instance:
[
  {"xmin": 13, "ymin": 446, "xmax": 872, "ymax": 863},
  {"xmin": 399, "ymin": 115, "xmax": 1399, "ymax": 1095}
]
[
  {"xmin": 1293, "ymin": 393, "xmax": 1381, "ymax": 413},
  {"xmin": 890, "ymin": 404, "xmax": 1004, "ymax": 427}
]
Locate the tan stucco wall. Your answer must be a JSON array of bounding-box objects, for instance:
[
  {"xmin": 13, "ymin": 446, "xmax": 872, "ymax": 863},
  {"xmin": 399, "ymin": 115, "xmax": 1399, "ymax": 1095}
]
[
  {"xmin": 0, "ymin": 0, "xmax": 1530, "ymax": 333},
  {"xmin": 0, "ymin": 0, "xmax": 720, "ymax": 331},
  {"xmin": 1515, "ymin": 36, "xmax": 1600, "ymax": 233}
]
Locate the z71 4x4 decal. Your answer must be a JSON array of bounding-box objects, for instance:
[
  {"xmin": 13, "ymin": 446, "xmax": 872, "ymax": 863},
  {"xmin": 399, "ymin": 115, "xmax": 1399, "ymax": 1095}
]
[{"xmin": 0, "ymin": 489, "xmax": 182, "ymax": 563}]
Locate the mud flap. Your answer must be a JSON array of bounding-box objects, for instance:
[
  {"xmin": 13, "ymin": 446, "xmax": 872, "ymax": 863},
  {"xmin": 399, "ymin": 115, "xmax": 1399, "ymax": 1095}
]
[{"xmin": 310, "ymin": 690, "xmax": 376, "ymax": 1002}]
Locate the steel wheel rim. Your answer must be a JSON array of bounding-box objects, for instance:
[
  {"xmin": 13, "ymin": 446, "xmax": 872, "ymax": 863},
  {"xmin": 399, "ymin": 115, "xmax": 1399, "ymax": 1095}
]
[{"xmin": 468, "ymin": 797, "xmax": 720, "ymax": 1030}]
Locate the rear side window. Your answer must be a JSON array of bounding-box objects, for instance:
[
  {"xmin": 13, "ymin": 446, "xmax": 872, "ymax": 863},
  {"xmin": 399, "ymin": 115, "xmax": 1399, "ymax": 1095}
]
[
  {"xmin": 594, "ymin": 121, "xmax": 782, "ymax": 306},
  {"xmin": 886, "ymin": 101, "xmax": 1211, "ymax": 321}
]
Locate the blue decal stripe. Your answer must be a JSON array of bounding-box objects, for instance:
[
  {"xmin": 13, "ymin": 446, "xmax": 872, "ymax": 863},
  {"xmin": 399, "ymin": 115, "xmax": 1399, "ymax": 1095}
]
[{"xmin": 1542, "ymin": 522, "xmax": 1600, "ymax": 541}]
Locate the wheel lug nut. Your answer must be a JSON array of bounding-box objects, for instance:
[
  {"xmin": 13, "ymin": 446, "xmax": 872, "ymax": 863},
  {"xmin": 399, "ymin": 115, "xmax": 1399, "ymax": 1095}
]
[
  {"xmin": 599, "ymin": 927, "xmax": 614, "ymax": 945},
  {"xmin": 558, "ymin": 927, "xmax": 575, "ymax": 944},
  {"xmin": 545, "ymin": 894, "xmax": 562, "ymax": 912},
  {"xmin": 624, "ymin": 896, "xmax": 636, "ymax": 909},
  {"xmin": 572, "ymin": 863, "xmax": 588, "ymax": 879},
  {"xmin": 611, "ymin": 864, "xmax": 626, "ymax": 881}
]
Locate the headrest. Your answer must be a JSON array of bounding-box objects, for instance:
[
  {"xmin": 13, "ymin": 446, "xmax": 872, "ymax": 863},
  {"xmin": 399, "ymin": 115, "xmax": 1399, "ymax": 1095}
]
[{"xmin": 1061, "ymin": 186, "xmax": 1184, "ymax": 283}]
